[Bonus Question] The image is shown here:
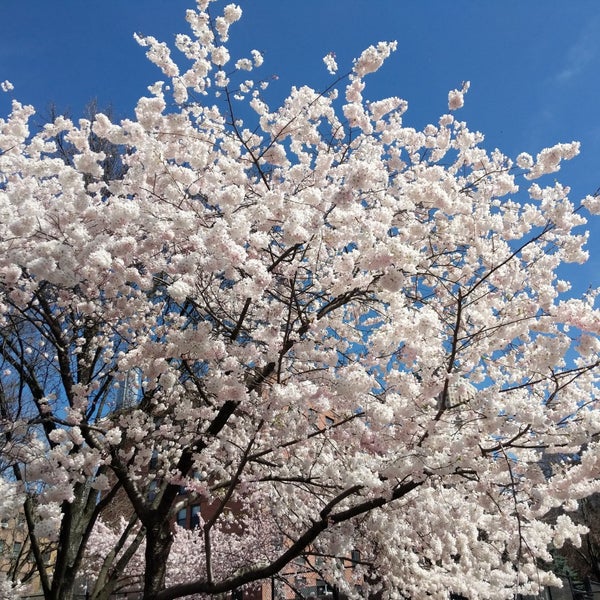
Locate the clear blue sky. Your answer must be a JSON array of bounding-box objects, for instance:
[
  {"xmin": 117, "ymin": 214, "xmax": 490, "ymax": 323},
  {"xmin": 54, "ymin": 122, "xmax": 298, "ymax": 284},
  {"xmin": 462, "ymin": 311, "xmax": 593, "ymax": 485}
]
[{"xmin": 1, "ymin": 1, "xmax": 600, "ymax": 291}]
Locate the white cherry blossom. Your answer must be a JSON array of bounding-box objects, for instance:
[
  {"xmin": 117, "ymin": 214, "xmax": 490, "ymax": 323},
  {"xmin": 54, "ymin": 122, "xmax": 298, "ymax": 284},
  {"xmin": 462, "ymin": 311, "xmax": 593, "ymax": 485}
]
[{"xmin": 0, "ymin": 1, "xmax": 599, "ymax": 599}]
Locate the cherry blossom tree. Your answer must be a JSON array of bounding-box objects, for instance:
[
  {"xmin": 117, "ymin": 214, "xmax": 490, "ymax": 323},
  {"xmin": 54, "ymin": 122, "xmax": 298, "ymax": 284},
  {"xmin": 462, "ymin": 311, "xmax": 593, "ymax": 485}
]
[
  {"xmin": 1, "ymin": 1, "xmax": 600, "ymax": 599},
  {"xmin": 81, "ymin": 515, "xmax": 278, "ymax": 599}
]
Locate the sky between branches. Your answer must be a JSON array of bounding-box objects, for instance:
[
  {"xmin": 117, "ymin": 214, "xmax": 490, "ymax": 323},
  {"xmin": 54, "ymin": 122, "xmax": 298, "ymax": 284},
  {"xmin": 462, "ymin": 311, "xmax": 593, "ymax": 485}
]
[{"xmin": 1, "ymin": 0, "xmax": 600, "ymax": 292}]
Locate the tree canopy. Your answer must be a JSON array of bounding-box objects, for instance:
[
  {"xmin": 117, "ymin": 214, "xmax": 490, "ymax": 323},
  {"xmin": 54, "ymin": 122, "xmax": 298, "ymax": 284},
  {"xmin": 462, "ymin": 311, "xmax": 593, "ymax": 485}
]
[{"xmin": 0, "ymin": 2, "xmax": 599, "ymax": 599}]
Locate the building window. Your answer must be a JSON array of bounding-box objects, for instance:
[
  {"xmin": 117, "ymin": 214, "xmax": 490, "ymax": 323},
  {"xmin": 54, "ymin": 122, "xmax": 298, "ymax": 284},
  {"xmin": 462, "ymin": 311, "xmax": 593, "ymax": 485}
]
[
  {"xmin": 149, "ymin": 451, "xmax": 158, "ymax": 471},
  {"xmin": 176, "ymin": 508, "xmax": 188, "ymax": 528},
  {"xmin": 147, "ymin": 480, "xmax": 158, "ymax": 502},
  {"xmin": 190, "ymin": 505, "xmax": 201, "ymax": 529},
  {"xmin": 176, "ymin": 505, "xmax": 202, "ymax": 529},
  {"xmin": 12, "ymin": 541, "xmax": 22, "ymax": 558},
  {"xmin": 316, "ymin": 579, "xmax": 330, "ymax": 596}
]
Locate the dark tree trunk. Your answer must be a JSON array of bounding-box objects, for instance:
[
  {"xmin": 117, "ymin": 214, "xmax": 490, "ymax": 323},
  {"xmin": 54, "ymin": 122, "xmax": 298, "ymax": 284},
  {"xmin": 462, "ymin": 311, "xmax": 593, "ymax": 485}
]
[
  {"xmin": 143, "ymin": 521, "xmax": 174, "ymax": 599},
  {"xmin": 49, "ymin": 563, "xmax": 78, "ymax": 600}
]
